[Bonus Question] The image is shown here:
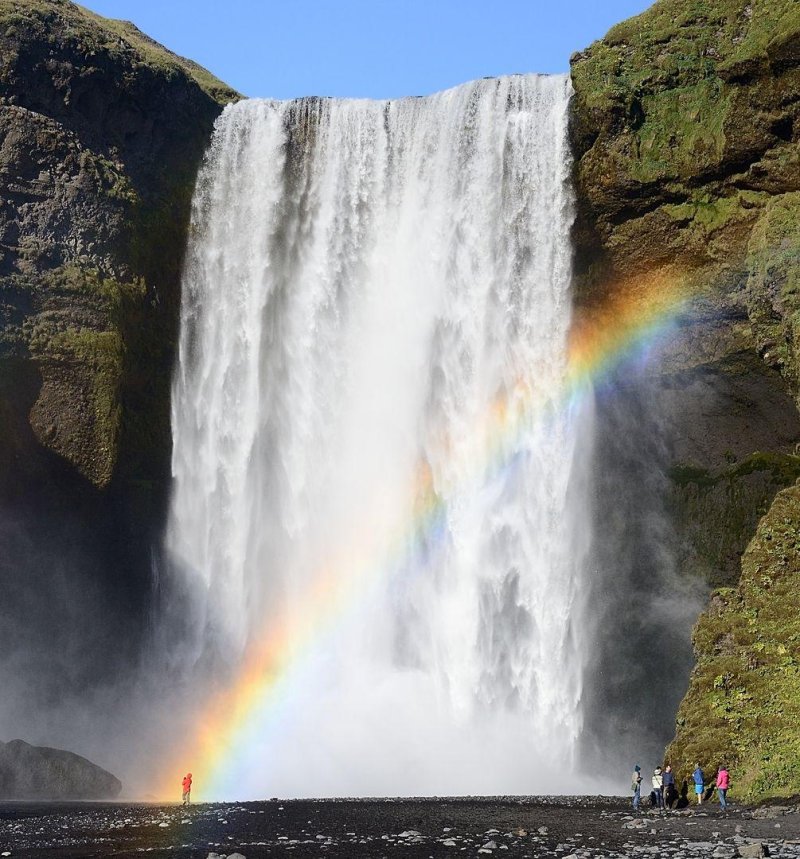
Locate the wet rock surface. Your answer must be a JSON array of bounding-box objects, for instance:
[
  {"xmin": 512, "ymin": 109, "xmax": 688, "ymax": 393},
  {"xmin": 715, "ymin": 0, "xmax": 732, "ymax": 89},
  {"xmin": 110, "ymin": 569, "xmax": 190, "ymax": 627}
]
[{"xmin": 2, "ymin": 796, "xmax": 800, "ymax": 858}]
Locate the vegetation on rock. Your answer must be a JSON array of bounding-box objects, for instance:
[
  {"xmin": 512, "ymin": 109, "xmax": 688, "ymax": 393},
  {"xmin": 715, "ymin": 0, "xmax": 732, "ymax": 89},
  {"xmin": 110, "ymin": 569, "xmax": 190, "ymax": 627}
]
[
  {"xmin": 571, "ymin": 0, "xmax": 800, "ymax": 800},
  {"xmin": 0, "ymin": 0, "xmax": 238, "ymax": 490},
  {"xmin": 666, "ymin": 482, "xmax": 800, "ymax": 801},
  {"xmin": 0, "ymin": 1, "xmax": 240, "ymax": 711},
  {"xmin": 747, "ymin": 192, "xmax": 800, "ymax": 392},
  {"xmin": 571, "ymin": 0, "xmax": 799, "ymax": 299}
]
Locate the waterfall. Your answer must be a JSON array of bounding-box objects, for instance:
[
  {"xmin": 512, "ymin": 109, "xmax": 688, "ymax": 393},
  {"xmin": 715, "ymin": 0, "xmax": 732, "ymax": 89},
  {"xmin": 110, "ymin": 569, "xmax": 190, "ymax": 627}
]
[{"xmin": 166, "ymin": 74, "xmax": 594, "ymax": 797}]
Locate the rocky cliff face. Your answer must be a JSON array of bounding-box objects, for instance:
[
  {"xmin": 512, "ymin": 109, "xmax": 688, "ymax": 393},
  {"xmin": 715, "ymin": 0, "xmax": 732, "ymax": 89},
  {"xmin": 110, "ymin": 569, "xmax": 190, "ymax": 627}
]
[
  {"xmin": 0, "ymin": 0, "xmax": 237, "ymax": 489},
  {"xmin": 0, "ymin": 0, "xmax": 237, "ymax": 745},
  {"xmin": 571, "ymin": 0, "xmax": 800, "ymax": 799}
]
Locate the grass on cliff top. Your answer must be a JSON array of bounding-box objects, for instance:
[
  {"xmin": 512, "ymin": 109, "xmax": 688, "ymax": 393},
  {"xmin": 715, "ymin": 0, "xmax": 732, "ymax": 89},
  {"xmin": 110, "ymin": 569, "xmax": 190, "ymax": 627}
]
[
  {"xmin": 598, "ymin": 0, "xmax": 799, "ymax": 74},
  {"xmin": 0, "ymin": 0, "xmax": 239, "ymax": 104},
  {"xmin": 572, "ymin": 0, "xmax": 800, "ymax": 115},
  {"xmin": 666, "ymin": 481, "xmax": 800, "ymax": 802},
  {"xmin": 605, "ymin": 0, "xmax": 800, "ymax": 63}
]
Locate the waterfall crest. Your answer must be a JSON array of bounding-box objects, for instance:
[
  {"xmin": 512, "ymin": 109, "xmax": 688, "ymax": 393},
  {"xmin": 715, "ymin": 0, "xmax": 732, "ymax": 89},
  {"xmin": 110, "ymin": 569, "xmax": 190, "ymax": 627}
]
[{"xmin": 167, "ymin": 74, "xmax": 594, "ymax": 797}]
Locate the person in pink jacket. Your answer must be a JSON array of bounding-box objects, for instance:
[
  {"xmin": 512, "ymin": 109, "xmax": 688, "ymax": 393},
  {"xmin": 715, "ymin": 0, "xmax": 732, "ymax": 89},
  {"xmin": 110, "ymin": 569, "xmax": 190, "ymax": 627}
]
[{"xmin": 715, "ymin": 765, "xmax": 730, "ymax": 809}]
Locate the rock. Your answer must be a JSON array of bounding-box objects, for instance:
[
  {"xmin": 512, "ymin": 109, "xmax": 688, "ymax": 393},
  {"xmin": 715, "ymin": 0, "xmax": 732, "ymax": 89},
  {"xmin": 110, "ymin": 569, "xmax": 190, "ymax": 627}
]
[
  {"xmin": 753, "ymin": 806, "xmax": 791, "ymax": 819},
  {"xmin": 537, "ymin": 826, "xmax": 548, "ymax": 834},
  {"xmin": 481, "ymin": 841, "xmax": 498, "ymax": 850},
  {"xmin": 0, "ymin": 739, "xmax": 121, "ymax": 800},
  {"xmin": 738, "ymin": 844, "xmax": 769, "ymax": 858},
  {"xmin": 227, "ymin": 854, "xmax": 247, "ymax": 859},
  {"xmin": 442, "ymin": 839, "xmax": 457, "ymax": 847},
  {"xmin": 0, "ymin": 0, "xmax": 240, "ymax": 764},
  {"xmin": 397, "ymin": 830, "xmax": 421, "ymax": 838},
  {"xmin": 571, "ymin": 0, "xmax": 800, "ymax": 798}
]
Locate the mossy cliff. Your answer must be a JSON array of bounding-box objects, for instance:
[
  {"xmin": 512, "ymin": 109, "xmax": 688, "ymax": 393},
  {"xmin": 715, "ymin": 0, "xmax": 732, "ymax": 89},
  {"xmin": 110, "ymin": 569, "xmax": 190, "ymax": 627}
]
[
  {"xmin": 666, "ymin": 482, "xmax": 800, "ymax": 801},
  {"xmin": 571, "ymin": 0, "xmax": 800, "ymax": 798},
  {"xmin": 0, "ymin": 1, "xmax": 239, "ymax": 705},
  {"xmin": 0, "ymin": 0, "xmax": 238, "ymax": 491}
]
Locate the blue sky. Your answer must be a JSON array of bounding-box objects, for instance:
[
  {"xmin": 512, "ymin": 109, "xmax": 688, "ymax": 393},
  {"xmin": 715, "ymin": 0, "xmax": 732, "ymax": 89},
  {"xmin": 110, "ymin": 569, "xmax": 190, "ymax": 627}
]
[{"xmin": 86, "ymin": 0, "xmax": 653, "ymax": 99}]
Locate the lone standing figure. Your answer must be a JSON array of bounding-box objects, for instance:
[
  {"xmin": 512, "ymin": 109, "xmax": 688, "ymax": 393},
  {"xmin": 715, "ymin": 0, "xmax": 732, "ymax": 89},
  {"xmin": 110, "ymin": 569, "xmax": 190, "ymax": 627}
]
[{"xmin": 182, "ymin": 772, "xmax": 193, "ymax": 806}]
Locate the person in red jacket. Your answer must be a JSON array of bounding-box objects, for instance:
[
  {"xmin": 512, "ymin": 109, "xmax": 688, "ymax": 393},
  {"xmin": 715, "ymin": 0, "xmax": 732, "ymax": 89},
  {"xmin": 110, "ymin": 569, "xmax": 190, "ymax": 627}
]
[{"xmin": 182, "ymin": 773, "xmax": 193, "ymax": 806}]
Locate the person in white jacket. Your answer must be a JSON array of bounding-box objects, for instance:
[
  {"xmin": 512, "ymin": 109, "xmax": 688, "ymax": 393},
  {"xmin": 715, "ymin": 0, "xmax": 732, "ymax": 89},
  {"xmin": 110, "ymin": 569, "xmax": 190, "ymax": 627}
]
[{"xmin": 652, "ymin": 766, "xmax": 664, "ymax": 809}]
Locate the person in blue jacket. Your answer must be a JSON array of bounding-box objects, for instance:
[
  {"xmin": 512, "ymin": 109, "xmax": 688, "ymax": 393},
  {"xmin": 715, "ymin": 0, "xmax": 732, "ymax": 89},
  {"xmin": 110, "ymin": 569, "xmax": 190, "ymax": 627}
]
[{"xmin": 692, "ymin": 763, "xmax": 705, "ymax": 804}]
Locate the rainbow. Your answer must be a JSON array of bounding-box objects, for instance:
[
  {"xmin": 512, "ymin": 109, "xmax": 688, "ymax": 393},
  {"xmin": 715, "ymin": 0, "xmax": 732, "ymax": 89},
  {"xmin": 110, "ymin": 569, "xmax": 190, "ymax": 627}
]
[{"xmin": 154, "ymin": 269, "xmax": 692, "ymax": 801}]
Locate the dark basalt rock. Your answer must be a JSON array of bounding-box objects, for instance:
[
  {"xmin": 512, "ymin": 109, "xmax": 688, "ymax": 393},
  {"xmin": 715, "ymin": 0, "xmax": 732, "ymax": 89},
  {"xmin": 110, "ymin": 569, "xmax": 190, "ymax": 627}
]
[{"xmin": 0, "ymin": 739, "xmax": 121, "ymax": 799}]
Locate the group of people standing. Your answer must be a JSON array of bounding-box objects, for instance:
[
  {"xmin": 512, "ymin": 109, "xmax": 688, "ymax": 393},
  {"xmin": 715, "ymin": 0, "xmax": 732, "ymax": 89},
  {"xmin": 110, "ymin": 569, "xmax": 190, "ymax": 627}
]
[{"xmin": 631, "ymin": 763, "xmax": 730, "ymax": 811}]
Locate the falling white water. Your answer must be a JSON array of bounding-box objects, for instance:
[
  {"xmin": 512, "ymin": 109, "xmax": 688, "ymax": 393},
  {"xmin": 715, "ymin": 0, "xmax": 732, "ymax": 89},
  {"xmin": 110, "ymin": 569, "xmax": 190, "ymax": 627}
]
[{"xmin": 167, "ymin": 74, "xmax": 595, "ymax": 798}]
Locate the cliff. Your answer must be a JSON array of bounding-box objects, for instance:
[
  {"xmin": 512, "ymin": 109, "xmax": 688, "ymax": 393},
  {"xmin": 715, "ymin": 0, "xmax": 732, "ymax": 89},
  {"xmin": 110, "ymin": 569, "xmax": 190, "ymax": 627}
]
[
  {"xmin": 0, "ymin": 0, "xmax": 238, "ymax": 738},
  {"xmin": 666, "ymin": 482, "xmax": 800, "ymax": 801},
  {"xmin": 571, "ymin": 0, "xmax": 800, "ymax": 798},
  {"xmin": 0, "ymin": 0, "xmax": 238, "ymax": 490}
]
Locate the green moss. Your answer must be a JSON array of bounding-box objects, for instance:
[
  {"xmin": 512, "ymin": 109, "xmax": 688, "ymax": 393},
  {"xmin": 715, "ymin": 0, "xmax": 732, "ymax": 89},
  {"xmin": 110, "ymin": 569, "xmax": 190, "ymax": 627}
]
[
  {"xmin": 572, "ymin": 0, "xmax": 800, "ymax": 189},
  {"xmin": 21, "ymin": 265, "xmax": 146, "ymax": 485},
  {"xmin": 670, "ymin": 452, "xmax": 800, "ymax": 488},
  {"xmin": 746, "ymin": 193, "xmax": 800, "ymax": 392},
  {"xmin": 80, "ymin": 152, "xmax": 139, "ymax": 204},
  {"xmin": 668, "ymin": 463, "xmax": 716, "ymax": 487},
  {"xmin": 668, "ymin": 452, "xmax": 800, "ymax": 589},
  {"xmin": 734, "ymin": 451, "xmax": 800, "ymax": 482},
  {"xmin": 630, "ymin": 81, "xmax": 731, "ymax": 182},
  {"xmin": 667, "ymin": 482, "xmax": 800, "ymax": 801},
  {"xmin": 585, "ymin": 0, "xmax": 800, "ymax": 95}
]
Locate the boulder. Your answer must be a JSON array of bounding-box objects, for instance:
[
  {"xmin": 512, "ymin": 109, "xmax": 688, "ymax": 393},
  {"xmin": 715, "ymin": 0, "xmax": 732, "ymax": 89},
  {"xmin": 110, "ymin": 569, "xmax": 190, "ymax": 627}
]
[
  {"xmin": 0, "ymin": 738, "xmax": 121, "ymax": 799},
  {"xmin": 738, "ymin": 843, "xmax": 769, "ymax": 858}
]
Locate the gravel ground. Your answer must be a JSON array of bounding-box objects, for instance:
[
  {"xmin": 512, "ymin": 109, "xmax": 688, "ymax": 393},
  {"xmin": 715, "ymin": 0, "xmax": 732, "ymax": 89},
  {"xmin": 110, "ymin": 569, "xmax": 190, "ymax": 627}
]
[{"xmin": 1, "ymin": 796, "xmax": 799, "ymax": 858}]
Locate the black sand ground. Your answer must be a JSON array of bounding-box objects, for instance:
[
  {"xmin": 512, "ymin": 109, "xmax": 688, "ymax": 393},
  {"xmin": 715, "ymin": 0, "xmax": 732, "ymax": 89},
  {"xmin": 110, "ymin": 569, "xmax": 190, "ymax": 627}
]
[{"xmin": 2, "ymin": 796, "xmax": 799, "ymax": 858}]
